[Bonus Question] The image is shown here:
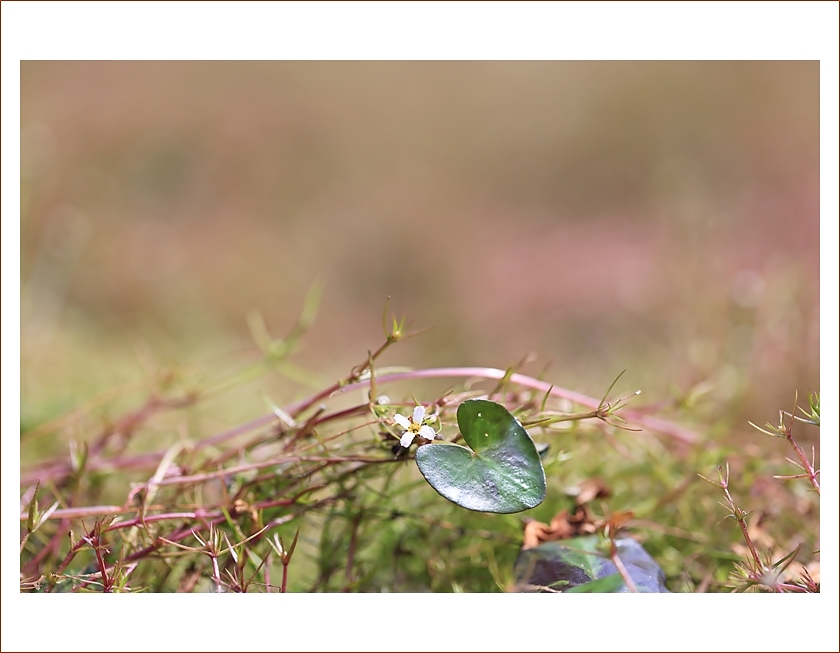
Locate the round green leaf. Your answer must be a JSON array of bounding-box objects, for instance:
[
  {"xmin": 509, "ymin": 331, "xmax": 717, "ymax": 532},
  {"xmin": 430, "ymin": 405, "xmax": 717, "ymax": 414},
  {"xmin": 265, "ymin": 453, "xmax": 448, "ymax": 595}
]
[{"xmin": 414, "ymin": 399, "xmax": 546, "ymax": 513}]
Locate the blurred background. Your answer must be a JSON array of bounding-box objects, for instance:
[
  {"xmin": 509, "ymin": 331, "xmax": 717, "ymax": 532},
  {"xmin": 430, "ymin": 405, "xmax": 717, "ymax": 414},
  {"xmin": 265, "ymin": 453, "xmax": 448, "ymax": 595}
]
[{"xmin": 20, "ymin": 61, "xmax": 819, "ymax": 441}]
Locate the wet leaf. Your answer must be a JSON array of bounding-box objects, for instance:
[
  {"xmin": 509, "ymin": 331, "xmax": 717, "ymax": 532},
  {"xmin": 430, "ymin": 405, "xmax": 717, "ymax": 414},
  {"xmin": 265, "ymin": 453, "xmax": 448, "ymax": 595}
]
[
  {"xmin": 415, "ymin": 399, "xmax": 546, "ymax": 513},
  {"xmin": 514, "ymin": 536, "xmax": 671, "ymax": 593}
]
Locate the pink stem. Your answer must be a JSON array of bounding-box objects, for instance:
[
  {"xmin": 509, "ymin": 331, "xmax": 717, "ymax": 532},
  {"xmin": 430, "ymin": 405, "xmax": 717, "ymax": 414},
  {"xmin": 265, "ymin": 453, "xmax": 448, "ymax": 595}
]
[
  {"xmin": 320, "ymin": 367, "xmax": 698, "ymax": 444},
  {"xmin": 21, "ymin": 366, "xmax": 698, "ymax": 490}
]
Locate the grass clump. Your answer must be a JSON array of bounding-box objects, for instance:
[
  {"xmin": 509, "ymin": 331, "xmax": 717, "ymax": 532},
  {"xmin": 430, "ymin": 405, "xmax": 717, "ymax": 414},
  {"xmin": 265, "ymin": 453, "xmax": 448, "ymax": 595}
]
[{"xmin": 19, "ymin": 306, "xmax": 819, "ymax": 593}]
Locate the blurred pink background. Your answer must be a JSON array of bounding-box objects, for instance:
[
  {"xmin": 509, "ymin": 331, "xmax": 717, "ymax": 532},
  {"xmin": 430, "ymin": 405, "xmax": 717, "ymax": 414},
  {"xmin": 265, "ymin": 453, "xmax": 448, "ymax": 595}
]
[{"xmin": 20, "ymin": 61, "xmax": 819, "ymax": 432}]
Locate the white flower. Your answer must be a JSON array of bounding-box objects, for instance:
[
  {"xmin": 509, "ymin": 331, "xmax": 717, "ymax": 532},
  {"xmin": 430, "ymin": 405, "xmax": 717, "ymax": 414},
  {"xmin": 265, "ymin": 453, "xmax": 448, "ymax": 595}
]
[{"xmin": 394, "ymin": 405, "xmax": 437, "ymax": 448}]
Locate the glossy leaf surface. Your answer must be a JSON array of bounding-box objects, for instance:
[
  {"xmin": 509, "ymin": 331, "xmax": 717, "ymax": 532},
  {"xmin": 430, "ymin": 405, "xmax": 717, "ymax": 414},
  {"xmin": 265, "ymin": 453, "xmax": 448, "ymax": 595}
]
[{"xmin": 415, "ymin": 399, "xmax": 546, "ymax": 513}]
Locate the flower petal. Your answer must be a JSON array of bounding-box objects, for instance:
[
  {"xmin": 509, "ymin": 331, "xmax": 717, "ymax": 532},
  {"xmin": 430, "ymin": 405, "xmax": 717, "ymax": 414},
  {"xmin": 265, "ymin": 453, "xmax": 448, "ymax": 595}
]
[
  {"xmin": 400, "ymin": 431, "xmax": 415, "ymax": 448},
  {"xmin": 393, "ymin": 414, "xmax": 411, "ymax": 430},
  {"xmin": 419, "ymin": 425, "xmax": 436, "ymax": 441},
  {"xmin": 412, "ymin": 405, "xmax": 426, "ymax": 424}
]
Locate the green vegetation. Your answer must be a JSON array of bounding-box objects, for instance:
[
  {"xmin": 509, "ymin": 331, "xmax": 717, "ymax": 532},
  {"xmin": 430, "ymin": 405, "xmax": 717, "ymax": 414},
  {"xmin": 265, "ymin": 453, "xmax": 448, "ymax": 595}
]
[
  {"xmin": 18, "ymin": 62, "xmax": 820, "ymax": 595},
  {"xmin": 19, "ymin": 307, "xmax": 819, "ymax": 593}
]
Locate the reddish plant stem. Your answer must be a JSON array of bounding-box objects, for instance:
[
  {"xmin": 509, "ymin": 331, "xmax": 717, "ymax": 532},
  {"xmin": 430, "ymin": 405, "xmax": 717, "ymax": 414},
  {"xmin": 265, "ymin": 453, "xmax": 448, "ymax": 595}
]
[
  {"xmin": 281, "ymin": 405, "xmax": 328, "ymax": 453},
  {"xmin": 236, "ymin": 463, "xmax": 331, "ymax": 503},
  {"xmin": 343, "ymin": 513, "xmax": 362, "ymax": 592},
  {"xmin": 54, "ymin": 533, "xmax": 88, "ymax": 576},
  {"xmin": 22, "ymin": 366, "xmax": 697, "ymax": 488},
  {"xmin": 83, "ymin": 522, "xmax": 114, "ymax": 592},
  {"xmin": 90, "ymin": 394, "xmax": 196, "ymax": 460},
  {"xmin": 21, "ymin": 505, "xmax": 147, "ymax": 521},
  {"xmin": 608, "ymin": 538, "xmax": 638, "ymax": 593},
  {"xmin": 147, "ymin": 455, "xmax": 400, "ymax": 489},
  {"xmin": 21, "ymin": 452, "xmax": 163, "ymax": 486},
  {"xmin": 95, "ymin": 498, "xmax": 331, "ymax": 580},
  {"xmin": 718, "ymin": 466, "xmax": 762, "ymax": 572},
  {"xmin": 784, "ymin": 427, "xmax": 819, "ymax": 494},
  {"xmin": 22, "ymin": 516, "xmax": 70, "ymax": 576},
  {"xmin": 21, "ymin": 454, "xmax": 388, "ymax": 523}
]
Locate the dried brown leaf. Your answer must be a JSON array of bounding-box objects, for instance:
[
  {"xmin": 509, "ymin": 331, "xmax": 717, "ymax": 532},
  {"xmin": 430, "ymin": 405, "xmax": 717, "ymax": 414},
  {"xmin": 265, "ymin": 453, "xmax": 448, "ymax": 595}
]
[
  {"xmin": 521, "ymin": 505, "xmax": 599, "ymax": 550},
  {"xmin": 574, "ymin": 478, "xmax": 611, "ymax": 505}
]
